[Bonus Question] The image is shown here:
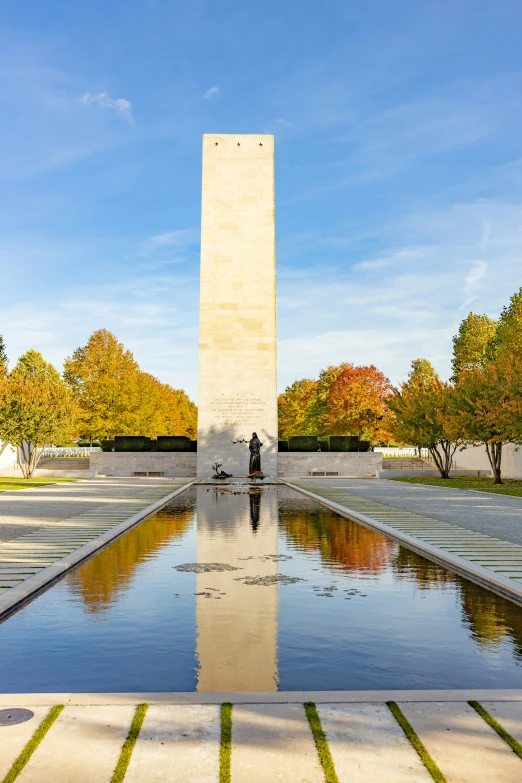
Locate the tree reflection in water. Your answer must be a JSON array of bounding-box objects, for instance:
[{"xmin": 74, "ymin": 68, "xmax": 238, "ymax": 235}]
[
  {"xmin": 279, "ymin": 497, "xmax": 393, "ymax": 575},
  {"xmin": 68, "ymin": 500, "xmax": 193, "ymax": 613},
  {"xmin": 281, "ymin": 495, "xmax": 522, "ymax": 660},
  {"xmin": 394, "ymin": 548, "xmax": 522, "ymax": 659}
]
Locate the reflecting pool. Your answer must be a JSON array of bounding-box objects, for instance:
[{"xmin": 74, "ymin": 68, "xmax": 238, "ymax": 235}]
[{"xmin": 1, "ymin": 485, "xmax": 522, "ymax": 692}]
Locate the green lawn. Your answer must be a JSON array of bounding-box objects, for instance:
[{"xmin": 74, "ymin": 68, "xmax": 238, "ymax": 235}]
[
  {"xmin": 390, "ymin": 475, "xmax": 522, "ymax": 497},
  {"xmin": 0, "ymin": 477, "xmax": 79, "ymax": 492}
]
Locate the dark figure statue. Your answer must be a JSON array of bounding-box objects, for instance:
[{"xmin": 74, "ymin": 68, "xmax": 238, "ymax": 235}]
[{"xmin": 249, "ymin": 432, "xmax": 263, "ymax": 475}]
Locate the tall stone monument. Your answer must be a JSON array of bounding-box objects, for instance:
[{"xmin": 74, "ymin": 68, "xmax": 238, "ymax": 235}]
[{"xmin": 197, "ymin": 134, "xmax": 277, "ymax": 477}]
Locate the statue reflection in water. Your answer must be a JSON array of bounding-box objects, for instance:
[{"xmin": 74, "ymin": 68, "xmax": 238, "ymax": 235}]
[{"xmin": 249, "ymin": 488, "xmax": 262, "ymax": 532}]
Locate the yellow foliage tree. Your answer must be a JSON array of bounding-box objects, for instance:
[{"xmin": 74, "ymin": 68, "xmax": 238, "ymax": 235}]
[
  {"xmin": 278, "ymin": 379, "xmax": 319, "ymax": 438},
  {"xmin": 64, "ymin": 329, "xmax": 197, "ymax": 441},
  {"xmin": 0, "ymin": 351, "xmax": 78, "ymax": 477}
]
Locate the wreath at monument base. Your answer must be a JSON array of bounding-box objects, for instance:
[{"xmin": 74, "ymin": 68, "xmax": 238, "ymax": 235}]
[{"xmin": 212, "ymin": 462, "xmax": 233, "ymax": 479}]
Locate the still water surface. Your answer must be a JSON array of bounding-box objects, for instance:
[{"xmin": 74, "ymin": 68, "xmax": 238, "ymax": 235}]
[{"xmin": 1, "ymin": 485, "xmax": 522, "ymax": 692}]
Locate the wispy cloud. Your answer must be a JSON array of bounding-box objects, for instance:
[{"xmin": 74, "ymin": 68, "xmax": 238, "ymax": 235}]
[
  {"xmin": 147, "ymin": 229, "xmax": 197, "ymax": 248},
  {"xmin": 80, "ymin": 91, "xmax": 134, "ymax": 124},
  {"xmin": 202, "ymin": 86, "xmax": 219, "ymax": 100}
]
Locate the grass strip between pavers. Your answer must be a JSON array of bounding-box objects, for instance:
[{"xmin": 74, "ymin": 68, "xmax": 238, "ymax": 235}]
[
  {"xmin": 220, "ymin": 702, "xmax": 233, "ymax": 783},
  {"xmin": 386, "ymin": 701, "xmax": 447, "ymax": 783},
  {"xmin": 469, "ymin": 700, "xmax": 522, "ymax": 759},
  {"xmin": 304, "ymin": 702, "xmax": 340, "ymax": 783},
  {"xmin": 1, "ymin": 704, "xmax": 64, "ymax": 783},
  {"xmin": 110, "ymin": 702, "xmax": 148, "ymax": 783}
]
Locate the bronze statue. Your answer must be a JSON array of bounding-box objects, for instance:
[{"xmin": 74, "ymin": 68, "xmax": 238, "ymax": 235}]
[{"xmin": 249, "ymin": 432, "xmax": 262, "ymax": 475}]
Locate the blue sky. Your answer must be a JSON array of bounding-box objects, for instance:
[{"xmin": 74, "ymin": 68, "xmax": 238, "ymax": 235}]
[{"xmin": 1, "ymin": 0, "xmax": 521, "ymax": 401}]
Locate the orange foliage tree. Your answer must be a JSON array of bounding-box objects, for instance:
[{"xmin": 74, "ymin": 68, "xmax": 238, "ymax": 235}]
[
  {"xmin": 278, "ymin": 362, "xmax": 395, "ymax": 445},
  {"xmin": 321, "ymin": 363, "xmax": 394, "ymax": 442}
]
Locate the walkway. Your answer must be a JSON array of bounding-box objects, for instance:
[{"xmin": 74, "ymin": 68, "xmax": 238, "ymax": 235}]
[
  {"xmin": 0, "ymin": 477, "xmax": 191, "ymax": 617},
  {"xmin": 0, "ymin": 692, "xmax": 521, "ymax": 782},
  {"xmin": 286, "ymin": 478, "xmax": 522, "ymax": 605}
]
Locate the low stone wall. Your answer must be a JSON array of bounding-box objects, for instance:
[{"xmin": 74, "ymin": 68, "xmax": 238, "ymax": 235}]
[
  {"xmin": 91, "ymin": 452, "xmax": 197, "ymax": 477},
  {"xmin": 90, "ymin": 451, "xmax": 381, "ymax": 478},
  {"xmin": 278, "ymin": 452, "xmax": 381, "ymax": 478}
]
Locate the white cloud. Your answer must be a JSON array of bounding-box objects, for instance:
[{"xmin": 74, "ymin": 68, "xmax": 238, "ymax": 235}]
[
  {"xmin": 80, "ymin": 91, "xmax": 134, "ymax": 123},
  {"xmin": 147, "ymin": 229, "xmax": 197, "ymax": 248},
  {"xmin": 202, "ymin": 86, "xmax": 219, "ymax": 100}
]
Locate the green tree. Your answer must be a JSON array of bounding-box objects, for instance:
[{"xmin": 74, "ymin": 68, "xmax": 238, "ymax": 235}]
[
  {"xmin": 15, "ymin": 349, "xmax": 61, "ymax": 381},
  {"xmin": 0, "ymin": 352, "xmax": 78, "ymax": 477},
  {"xmin": 388, "ymin": 359, "xmax": 462, "ymax": 478},
  {"xmin": 489, "ymin": 286, "xmax": 522, "ymax": 359},
  {"xmin": 450, "ymin": 288, "xmax": 522, "ymax": 484},
  {"xmin": 0, "ymin": 335, "xmax": 7, "ymax": 377},
  {"xmin": 451, "ymin": 313, "xmax": 497, "ymax": 381},
  {"xmin": 452, "ymin": 353, "xmax": 522, "ymax": 484}
]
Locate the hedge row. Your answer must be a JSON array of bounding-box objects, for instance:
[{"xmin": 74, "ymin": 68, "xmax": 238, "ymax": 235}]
[{"xmin": 278, "ymin": 436, "xmax": 371, "ymax": 452}]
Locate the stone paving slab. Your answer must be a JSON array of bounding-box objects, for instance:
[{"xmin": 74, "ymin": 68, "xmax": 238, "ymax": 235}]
[
  {"xmin": 231, "ymin": 704, "xmax": 324, "ymax": 783},
  {"xmin": 16, "ymin": 705, "xmax": 134, "ymax": 783},
  {"xmin": 306, "ymin": 477, "xmax": 522, "ymax": 544},
  {"xmin": 126, "ymin": 705, "xmax": 220, "ymax": 783},
  {"xmin": 317, "ymin": 703, "xmax": 432, "ymax": 783},
  {"xmin": 482, "ymin": 701, "xmax": 522, "ymax": 745},
  {"xmin": 287, "ymin": 480, "xmax": 522, "ymax": 605},
  {"xmin": 1, "ymin": 697, "xmax": 521, "ymax": 783},
  {"xmin": 0, "ymin": 706, "xmax": 50, "ymax": 780},
  {"xmin": 399, "ymin": 701, "xmax": 522, "ymax": 782}
]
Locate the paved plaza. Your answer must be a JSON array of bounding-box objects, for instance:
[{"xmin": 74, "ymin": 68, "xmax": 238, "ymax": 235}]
[
  {"xmin": 1, "ymin": 693, "xmax": 522, "ymax": 782},
  {"xmin": 2, "ymin": 477, "xmax": 522, "ymax": 780},
  {"xmin": 307, "ymin": 477, "xmax": 522, "ymax": 545}
]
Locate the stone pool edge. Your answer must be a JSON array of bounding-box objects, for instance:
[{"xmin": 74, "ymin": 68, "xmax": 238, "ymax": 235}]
[
  {"xmin": 0, "ymin": 481, "xmax": 194, "ymax": 621},
  {"xmin": 282, "ymin": 479, "xmax": 522, "ymax": 608},
  {"xmin": 1, "ymin": 689, "xmax": 522, "ymax": 705}
]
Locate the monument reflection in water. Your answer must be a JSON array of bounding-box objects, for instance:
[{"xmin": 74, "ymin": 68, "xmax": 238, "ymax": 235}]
[
  {"xmin": 3, "ymin": 485, "xmax": 522, "ymax": 693},
  {"xmin": 195, "ymin": 487, "xmax": 279, "ymax": 691}
]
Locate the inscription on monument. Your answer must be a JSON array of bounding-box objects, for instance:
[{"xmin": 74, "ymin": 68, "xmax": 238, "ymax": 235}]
[{"xmin": 210, "ymin": 397, "xmax": 266, "ymax": 425}]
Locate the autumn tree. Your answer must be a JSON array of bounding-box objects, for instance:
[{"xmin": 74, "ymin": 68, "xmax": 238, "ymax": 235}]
[
  {"xmin": 278, "ymin": 363, "xmax": 394, "ymax": 444},
  {"xmin": 0, "ymin": 335, "xmax": 7, "ymax": 377},
  {"xmin": 278, "ymin": 379, "xmax": 319, "ymax": 438},
  {"xmin": 0, "ymin": 351, "xmax": 78, "ymax": 477},
  {"xmin": 136, "ymin": 373, "xmax": 197, "ymax": 439},
  {"xmin": 0, "ymin": 336, "xmax": 7, "ymax": 458},
  {"xmin": 64, "ymin": 329, "xmax": 197, "ymax": 441},
  {"xmin": 322, "ymin": 363, "xmax": 394, "ymax": 443},
  {"xmin": 64, "ymin": 329, "xmax": 142, "ymax": 440},
  {"xmin": 451, "ymin": 357, "xmax": 521, "ymax": 484},
  {"xmin": 388, "ymin": 359, "xmax": 462, "ymax": 478},
  {"xmin": 450, "ymin": 291, "xmax": 522, "ymax": 484},
  {"xmin": 451, "ymin": 313, "xmax": 497, "ymax": 381},
  {"xmin": 486, "ymin": 287, "xmax": 522, "ymax": 366}
]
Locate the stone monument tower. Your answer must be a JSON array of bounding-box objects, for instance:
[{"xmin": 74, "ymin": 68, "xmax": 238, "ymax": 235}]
[{"xmin": 197, "ymin": 134, "xmax": 277, "ymax": 477}]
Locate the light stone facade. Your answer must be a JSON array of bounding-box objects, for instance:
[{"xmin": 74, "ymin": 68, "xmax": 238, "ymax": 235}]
[{"xmin": 197, "ymin": 134, "xmax": 277, "ymax": 477}]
